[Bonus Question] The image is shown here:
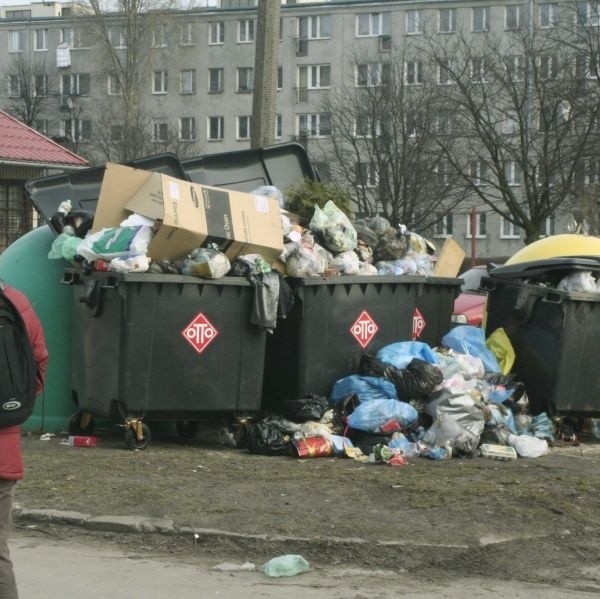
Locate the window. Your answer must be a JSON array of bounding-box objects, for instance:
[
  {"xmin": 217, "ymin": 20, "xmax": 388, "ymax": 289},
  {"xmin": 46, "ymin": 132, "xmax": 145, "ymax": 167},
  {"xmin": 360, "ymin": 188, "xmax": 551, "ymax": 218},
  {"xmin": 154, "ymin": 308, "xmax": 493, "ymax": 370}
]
[
  {"xmin": 209, "ymin": 21, "xmax": 224, "ymax": 45},
  {"xmin": 8, "ymin": 75, "xmax": 21, "ymax": 97},
  {"xmin": 542, "ymin": 216, "xmax": 555, "ymax": 236},
  {"xmin": 439, "ymin": 8, "xmax": 456, "ymax": 33},
  {"xmin": 6, "ymin": 9, "xmax": 31, "ymax": 18},
  {"xmin": 470, "ymin": 57, "xmax": 489, "ymax": 82},
  {"xmin": 107, "ymin": 74, "xmax": 122, "ymax": 95},
  {"xmin": 435, "ymin": 112, "xmax": 454, "ymax": 135},
  {"xmin": 276, "ymin": 114, "xmax": 282, "ymax": 139},
  {"xmin": 466, "ymin": 212, "xmax": 487, "ymax": 238},
  {"xmin": 505, "ymin": 5, "xmax": 524, "ymax": 30},
  {"xmin": 356, "ymin": 62, "xmax": 390, "ymax": 86},
  {"xmin": 356, "ymin": 12, "xmax": 391, "ymax": 37},
  {"xmin": 503, "ymin": 112, "xmax": 519, "ymax": 134},
  {"xmin": 62, "ymin": 73, "xmax": 90, "ymax": 96},
  {"xmin": 60, "ymin": 28, "xmax": 89, "ymax": 48},
  {"xmin": 357, "ymin": 162, "xmax": 379, "ymax": 188},
  {"xmin": 583, "ymin": 158, "xmax": 600, "ymax": 184},
  {"xmin": 354, "ymin": 112, "xmax": 381, "ymax": 137},
  {"xmin": 470, "ymin": 160, "xmax": 485, "ymax": 186},
  {"xmin": 298, "ymin": 65, "xmax": 331, "ymax": 89},
  {"xmin": 577, "ymin": 1, "xmax": 600, "ymax": 26},
  {"xmin": 9, "ymin": 31, "xmax": 25, "ymax": 52},
  {"xmin": 506, "ymin": 55, "xmax": 525, "ymax": 81},
  {"xmin": 237, "ymin": 115, "xmax": 251, "ymax": 140},
  {"xmin": 576, "ymin": 54, "xmax": 598, "ymax": 79},
  {"xmin": 539, "ymin": 3, "xmax": 559, "ymax": 27},
  {"xmin": 152, "ymin": 119, "xmax": 169, "ymax": 142},
  {"xmin": 438, "ymin": 59, "xmax": 455, "ymax": 84},
  {"xmin": 208, "ymin": 116, "xmax": 224, "ymax": 140},
  {"xmin": 238, "ymin": 19, "xmax": 255, "ymax": 43},
  {"xmin": 35, "ymin": 120, "xmax": 48, "ymax": 136},
  {"xmin": 435, "ymin": 213, "xmax": 453, "ymax": 237},
  {"xmin": 153, "ymin": 70, "xmax": 168, "ymax": 94},
  {"xmin": 501, "ymin": 217, "xmax": 521, "ymax": 238},
  {"xmin": 152, "ymin": 24, "xmax": 168, "ymax": 47},
  {"xmin": 539, "ymin": 55, "xmax": 558, "ymax": 80},
  {"xmin": 402, "ymin": 61, "xmax": 422, "ymax": 85},
  {"xmin": 33, "ymin": 29, "xmax": 48, "ymax": 51},
  {"xmin": 110, "ymin": 123, "xmax": 123, "ymax": 142},
  {"xmin": 208, "ymin": 68, "xmax": 224, "ymax": 93},
  {"xmin": 472, "ymin": 7, "xmax": 490, "ymax": 32},
  {"xmin": 61, "ymin": 119, "xmax": 92, "ymax": 142},
  {"xmin": 181, "ymin": 69, "xmax": 196, "ymax": 94},
  {"xmin": 108, "ymin": 27, "xmax": 126, "ymax": 48},
  {"xmin": 181, "ymin": 23, "xmax": 194, "ymax": 45},
  {"xmin": 299, "ymin": 15, "xmax": 331, "ymax": 39},
  {"xmin": 505, "ymin": 160, "xmax": 523, "ymax": 185},
  {"xmin": 237, "ymin": 67, "xmax": 254, "ymax": 92},
  {"xmin": 277, "ymin": 66, "xmax": 283, "ymax": 90},
  {"xmin": 406, "ymin": 10, "xmax": 423, "ymax": 34},
  {"xmin": 405, "ymin": 112, "xmax": 421, "ymax": 137},
  {"xmin": 436, "ymin": 160, "xmax": 452, "ymax": 186},
  {"xmin": 34, "ymin": 75, "xmax": 48, "ymax": 96},
  {"xmin": 179, "ymin": 117, "xmax": 196, "ymax": 141},
  {"xmin": 297, "ymin": 113, "xmax": 331, "ymax": 137}
]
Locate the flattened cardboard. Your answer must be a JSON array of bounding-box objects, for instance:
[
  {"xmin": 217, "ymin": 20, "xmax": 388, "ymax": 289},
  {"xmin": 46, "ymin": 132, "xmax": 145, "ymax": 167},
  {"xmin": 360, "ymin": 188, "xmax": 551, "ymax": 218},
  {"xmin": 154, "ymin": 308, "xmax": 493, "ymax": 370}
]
[
  {"xmin": 433, "ymin": 238, "xmax": 466, "ymax": 278},
  {"xmin": 93, "ymin": 163, "xmax": 284, "ymax": 262}
]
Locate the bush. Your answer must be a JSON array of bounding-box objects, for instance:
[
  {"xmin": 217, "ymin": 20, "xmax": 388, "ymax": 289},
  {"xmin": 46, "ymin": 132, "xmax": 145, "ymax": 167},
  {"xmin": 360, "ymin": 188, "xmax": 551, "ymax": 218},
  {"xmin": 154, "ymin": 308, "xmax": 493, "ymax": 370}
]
[{"xmin": 284, "ymin": 178, "xmax": 354, "ymax": 223}]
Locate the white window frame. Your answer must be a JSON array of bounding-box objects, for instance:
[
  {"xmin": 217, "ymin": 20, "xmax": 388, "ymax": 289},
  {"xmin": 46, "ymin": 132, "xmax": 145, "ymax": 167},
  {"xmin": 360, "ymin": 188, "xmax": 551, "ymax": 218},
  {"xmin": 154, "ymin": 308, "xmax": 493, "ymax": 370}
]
[
  {"xmin": 62, "ymin": 73, "xmax": 90, "ymax": 96},
  {"xmin": 354, "ymin": 112, "xmax": 381, "ymax": 138},
  {"xmin": 505, "ymin": 4, "xmax": 524, "ymax": 30},
  {"xmin": 539, "ymin": 55, "xmax": 558, "ymax": 80},
  {"xmin": 276, "ymin": 114, "xmax": 282, "ymax": 139},
  {"xmin": 503, "ymin": 112, "xmax": 519, "ymax": 134},
  {"xmin": 406, "ymin": 10, "xmax": 423, "ymax": 34},
  {"xmin": 110, "ymin": 122, "xmax": 124, "ymax": 142},
  {"xmin": 405, "ymin": 60, "xmax": 423, "ymax": 85},
  {"xmin": 470, "ymin": 161, "xmax": 485, "ymax": 186},
  {"xmin": 152, "ymin": 23, "xmax": 168, "ymax": 48},
  {"xmin": 238, "ymin": 19, "xmax": 255, "ymax": 43},
  {"xmin": 506, "ymin": 55, "xmax": 525, "ymax": 82},
  {"xmin": 153, "ymin": 70, "xmax": 168, "ymax": 94},
  {"xmin": 583, "ymin": 157, "xmax": 600, "ymax": 184},
  {"xmin": 435, "ymin": 112, "xmax": 454, "ymax": 135},
  {"xmin": 472, "ymin": 6, "xmax": 490, "ymax": 32},
  {"xmin": 34, "ymin": 74, "xmax": 48, "ymax": 96},
  {"xmin": 436, "ymin": 159, "xmax": 453, "ymax": 186},
  {"xmin": 438, "ymin": 59, "xmax": 455, "ymax": 85},
  {"xmin": 8, "ymin": 30, "xmax": 25, "ymax": 53},
  {"xmin": 470, "ymin": 57, "xmax": 488, "ymax": 82},
  {"xmin": 500, "ymin": 217, "xmax": 521, "ymax": 239},
  {"xmin": 542, "ymin": 216, "xmax": 555, "ymax": 236},
  {"xmin": 207, "ymin": 116, "xmax": 224, "ymax": 141},
  {"xmin": 298, "ymin": 14, "xmax": 331, "ymax": 39},
  {"xmin": 356, "ymin": 12, "xmax": 391, "ymax": 37},
  {"xmin": 466, "ymin": 212, "xmax": 487, "ymax": 238},
  {"xmin": 180, "ymin": 69, "xmax": 196, "ymax": 94},
  {"xmin": 35, "ymin": 119, "xmax": 48, "ymax": 136},
  {"xmin": 539, "ymin": 3, "xmax": 559, "ymax": 27},
  {"xmin": 355, "ymin": 62, "xmax": 390, "ymax": 87},
  {"xmin": 237, "ymin": 67, "xmax": 254, "ymax": 92},
  {"xmin": 297, "ymin": 113, "xmax": 331, "ymax": 138},
  {"xmin": 61, "ymin": 118, "xmax": 92, "ymax": 142},
  {"xmin": 357, "ymin": 161, "xmax": 379, "ymax": 188},
  {"xmin": 208, "ymin": 68, "xmax": 224, "ymax": 93},
  {"xmin": 108, "ymin": 26, "xmax": 126, "ymax": 49},
  {"xmin": 179, "ymin": 116, "xmax": 196, "ymax": 141},
  {"xmin": 33, "ymin": 29, "xmax": 48, "ymax": 51},
  {"xmin": 298, "ymin": 64, "xmax": 331, "ymax": 89},
  {"xmin": 434, "ymin": 212, "xmax": 454, "ymax": 238},
  {"xmin": 107, "ymin": 73, "xmax": 122, "ymax": 96},
  {"xmin": 8, "ymin": 75, "xmax": 21, "ymax": 97},
  {"xmin": 438, "ymin": 8, "xmax": 456, "ymax": 33},
  {"xmin": 209, "ymin": 21, "xmax": 224, "ymax": 45},
  {"xmin": 577, "ymin": 0, "xmax": 600, "ymax": 26},
  {"xmin": 181, "ymin": 22, "xmax": 194, "ymax": 46},
  {"xmin": 505, "ymin": 160, "xmax": 523, "ymax": 186},
  {"xmin": 236, "ymin": 115, "xmax": 251, "ymax": 140},
  {"xmin": 152, "ymin": 119, "xmax": 169, "ymax": 143}
]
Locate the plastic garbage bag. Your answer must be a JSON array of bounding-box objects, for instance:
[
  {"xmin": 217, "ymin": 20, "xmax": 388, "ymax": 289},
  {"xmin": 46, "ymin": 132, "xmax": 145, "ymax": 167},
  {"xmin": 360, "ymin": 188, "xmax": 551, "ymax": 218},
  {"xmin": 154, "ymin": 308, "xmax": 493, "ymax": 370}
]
[
  {"xmin": 76, "ymin": 226, "xmax": 153, "ymax": 263},
  {"xmin": 442, "ymin": 326, "xmax": 501, "ymax": 373},
  {"xmin": 248, "ymin": 271, "xmax": 280, "ymax": 333},
  {"xmin": 109, "ymin": 254, "xmax": 150, "ymax": 273},
  {"xmin": 251, "ymin": 185, "xmax": 285, "ymax": 209},
  {"xmin": 531, "ymin": 412, "xmax": 555, "ymax": 441},
  {"xmin": 261, "ymin": 555, "xmax": 309, "ymax": 577},
  {"xmin": 280, "ymin": 395, "xmax": 329, "ymax": 422},
  {"xmin": 330, "ymin": 250, "xmax": 360, "ymax": 275},
  {"xmin": 347, "ymin": 398, "xmax": 418, "ymax": 432},
  {"xmin": 243, "ymin": 416, "xmax": 299, "ymax": 455},
  {"xmin": 435, "ymin": 351, "xmax": 485, "ymax": 380},
  {"xmin": 424, "ymin": 389, "xmax": 486, "ymax": 438},
  {"xmin": 181, "ymin": 247, "xmax": 231, "ymax": 279},
  {"xmin": 309, "ymin": 200, "xmax": 357, "ymax": 253},
  {"xmin": 486, "ymin": 328, "xmax": 515, "ymax": 375},
  {"xmin": 507, "ymin": 433, "xmax": 549, "ymax": 458},
  {"xmin": 283, "ymin": 233, "xmax": 327, "ymax": 277},
  {"xmin": 376, "ymin": 341, "xmax": 439, "ymax": 370},
  {"xmin": 421, "ymin": 412, "xmax": 480, "ymax": 456},
  {"xmin": 557, "ymin": 270, "xmax": 599, "ymax": 294},
  {"xmin": 330, "ymin": 375, "xmax": 397, "ymax": 404},
  {"xmin": 48, "ymin": 233, "xmax": 81, "ymax": 261}
]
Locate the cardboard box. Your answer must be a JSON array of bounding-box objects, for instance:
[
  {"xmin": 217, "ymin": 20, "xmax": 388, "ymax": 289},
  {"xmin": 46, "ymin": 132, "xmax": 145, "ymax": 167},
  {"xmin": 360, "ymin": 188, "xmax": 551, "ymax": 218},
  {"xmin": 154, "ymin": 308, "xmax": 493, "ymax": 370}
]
[
  {"xmin": 93, "ymin": 163, "xmax": 284, "ymax": 262},
  {"xmin": 433, "ymin": 238, "xmax": 466, "ymax": 278}
]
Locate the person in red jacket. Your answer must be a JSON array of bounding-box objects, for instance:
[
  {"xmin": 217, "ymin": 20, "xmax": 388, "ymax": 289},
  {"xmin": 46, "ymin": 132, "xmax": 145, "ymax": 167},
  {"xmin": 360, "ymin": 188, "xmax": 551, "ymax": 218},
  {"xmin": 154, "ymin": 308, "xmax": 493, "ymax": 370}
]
[{"xmin": 0, "ymin": 282, "xmax": 48, "ymax": 599}]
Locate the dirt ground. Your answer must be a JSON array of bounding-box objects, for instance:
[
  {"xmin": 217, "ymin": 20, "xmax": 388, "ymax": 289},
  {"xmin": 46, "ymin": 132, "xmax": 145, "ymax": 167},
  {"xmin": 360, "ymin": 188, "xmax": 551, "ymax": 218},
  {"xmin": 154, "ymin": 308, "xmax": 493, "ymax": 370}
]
[{"xmin": 13, "ymin": 423, "xmax": 600, "ymax": 592}]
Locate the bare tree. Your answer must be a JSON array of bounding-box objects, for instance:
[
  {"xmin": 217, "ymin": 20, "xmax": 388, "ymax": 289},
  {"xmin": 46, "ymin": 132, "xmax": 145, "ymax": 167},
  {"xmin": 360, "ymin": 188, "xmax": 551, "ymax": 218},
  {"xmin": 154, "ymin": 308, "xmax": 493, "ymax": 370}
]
[
  {"xmin": 318, "ymin": 46, "xmax": 469, "ymax": 231},
  {"xmin": 419, "ymin": 22, "xmax": 600, "ymax": 243}
]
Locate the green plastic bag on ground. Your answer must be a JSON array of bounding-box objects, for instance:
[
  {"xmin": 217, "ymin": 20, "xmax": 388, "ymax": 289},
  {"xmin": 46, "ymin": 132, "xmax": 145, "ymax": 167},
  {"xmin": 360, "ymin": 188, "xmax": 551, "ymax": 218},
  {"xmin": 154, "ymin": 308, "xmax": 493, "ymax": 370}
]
[{"xmin": 486, "ymin": 327, "xmax": 515, "ymax": 375}]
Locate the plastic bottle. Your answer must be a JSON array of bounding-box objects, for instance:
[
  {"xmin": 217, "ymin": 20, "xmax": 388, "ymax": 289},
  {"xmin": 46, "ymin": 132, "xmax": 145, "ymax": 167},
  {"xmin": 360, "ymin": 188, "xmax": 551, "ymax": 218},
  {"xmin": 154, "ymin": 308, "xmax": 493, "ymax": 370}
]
[{"xmin": 261, "ymin": 555, "xmax": 310, "ymax": 578}]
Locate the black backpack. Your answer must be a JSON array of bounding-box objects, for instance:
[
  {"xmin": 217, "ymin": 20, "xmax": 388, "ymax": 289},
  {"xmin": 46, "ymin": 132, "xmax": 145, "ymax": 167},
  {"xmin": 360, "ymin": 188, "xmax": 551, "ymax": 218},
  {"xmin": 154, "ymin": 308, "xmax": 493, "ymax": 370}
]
[{"xmin": 0, "ymin": 285, "xmax": 38, "ymax": 428}]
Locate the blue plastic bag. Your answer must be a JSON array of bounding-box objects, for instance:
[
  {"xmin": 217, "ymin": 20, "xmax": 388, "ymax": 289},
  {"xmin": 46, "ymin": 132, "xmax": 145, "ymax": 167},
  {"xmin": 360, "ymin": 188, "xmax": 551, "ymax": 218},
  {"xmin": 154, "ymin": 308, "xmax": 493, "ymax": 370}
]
[
  {"xmin": 376, "ymin": 341, "xmax": 439, "ymax": 370},
  {"xmin": 441, "ymin": 326, "xmax": 500, "ymax": 373},
  {"xmin": 347, "ymin": 399, "xmax": 418, "ymax": 432},
  {"xmin": 330, "ymin": 375, "xmax": 397, "ymax": 404}
]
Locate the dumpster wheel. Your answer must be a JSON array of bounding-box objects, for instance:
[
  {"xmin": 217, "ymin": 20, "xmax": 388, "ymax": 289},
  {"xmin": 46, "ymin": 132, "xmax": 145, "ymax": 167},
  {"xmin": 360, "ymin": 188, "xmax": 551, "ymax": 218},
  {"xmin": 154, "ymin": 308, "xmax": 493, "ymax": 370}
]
[
  {"xmin": 68, "ymin": 412, "xmax": 95, "ymax": 436},
  {"xmin": 123, "ymin": 419, "xmax": 151, "ymax": 450}
]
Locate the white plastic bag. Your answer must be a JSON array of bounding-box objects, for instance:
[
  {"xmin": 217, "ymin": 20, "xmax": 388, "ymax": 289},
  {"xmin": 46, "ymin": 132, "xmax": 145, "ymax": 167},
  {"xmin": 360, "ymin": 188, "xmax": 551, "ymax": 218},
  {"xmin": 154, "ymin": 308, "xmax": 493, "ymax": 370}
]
[
  {"xmin": 76, "ymin": 226, "xmax": 153, "ymax": 262},
  {"xmin": 507, "ymin": 433, "xmax": 549, "ymax": 458}
]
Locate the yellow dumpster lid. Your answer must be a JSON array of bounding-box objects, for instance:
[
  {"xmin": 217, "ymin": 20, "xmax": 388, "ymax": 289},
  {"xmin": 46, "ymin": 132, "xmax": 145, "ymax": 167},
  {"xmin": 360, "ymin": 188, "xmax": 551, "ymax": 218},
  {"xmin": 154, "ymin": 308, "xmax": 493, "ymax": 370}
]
[{"xmin": 506, "ymin": 234, "xmax": 600, "ymax": 265}]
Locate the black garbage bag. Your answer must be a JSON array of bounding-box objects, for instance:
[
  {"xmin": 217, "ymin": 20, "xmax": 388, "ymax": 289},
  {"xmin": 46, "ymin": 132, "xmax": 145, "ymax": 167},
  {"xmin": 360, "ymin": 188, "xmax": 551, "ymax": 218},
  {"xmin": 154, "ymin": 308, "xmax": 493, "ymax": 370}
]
[
  {"xmin": 483, "ymin": 372, "xmax": 526, "ymax": 403},
  {"xmin": 359, "ymin": 355, "xmax": 443, "ymax": 399},
  {"xmin": 249, "ymin": 271, "xmax": 280, "ymax": 333},
  {"xmin": 280, "ymin": 394, "xmax": 329, "ymax": 422},
  {"xmin": 331, "ymin": 394, "xmax": 360, "ymax": 435},
  {"xmin": 348, "ymin": 429, "xmax": 392, "ymax": 455},
  {"xmin": 243, "ymin": 415, "xmax": 298, "ymax": 456}
]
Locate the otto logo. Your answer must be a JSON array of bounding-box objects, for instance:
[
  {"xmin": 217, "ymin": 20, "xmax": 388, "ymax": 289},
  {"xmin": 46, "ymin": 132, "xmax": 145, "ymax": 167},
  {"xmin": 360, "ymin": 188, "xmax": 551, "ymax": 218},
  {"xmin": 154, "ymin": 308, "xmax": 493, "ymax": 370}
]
[
  {"xmin": 182, "ymin": 313, "xmax": 219, "ymax": 354},
  {"xmin": 412, "ymin": 308, "xmax": 426, "ymax": 340},
  {"xmin": 2, "ymin": 400, "xmax": 21, "ymax": 412},
  {"xmin": 350, "ymin": 310, "xmax": 379, "ymax": 349}
]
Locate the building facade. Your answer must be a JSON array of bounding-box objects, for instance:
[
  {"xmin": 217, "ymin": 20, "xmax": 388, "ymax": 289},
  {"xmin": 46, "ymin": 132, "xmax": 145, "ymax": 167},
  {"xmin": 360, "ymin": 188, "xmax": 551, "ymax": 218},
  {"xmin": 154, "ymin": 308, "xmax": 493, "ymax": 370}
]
[{"xmin": 0, "ymin": 0, "xmax": 587, "ymax": 260}]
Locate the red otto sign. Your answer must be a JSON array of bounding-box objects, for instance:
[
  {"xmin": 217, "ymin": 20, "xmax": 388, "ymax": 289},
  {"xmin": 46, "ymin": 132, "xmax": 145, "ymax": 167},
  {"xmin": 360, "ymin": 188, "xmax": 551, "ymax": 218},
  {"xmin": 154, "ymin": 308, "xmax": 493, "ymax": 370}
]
[
  {"xmin": 350, "ymin": 310, "xmax": 379, "ymax": 349},
  {"xmin": 182, "ymin": 313, "xmax": 218, "ymax": 354},
  {"xmin": 412, "ymin": 308, "xmax": 426, "ymax": 340}
]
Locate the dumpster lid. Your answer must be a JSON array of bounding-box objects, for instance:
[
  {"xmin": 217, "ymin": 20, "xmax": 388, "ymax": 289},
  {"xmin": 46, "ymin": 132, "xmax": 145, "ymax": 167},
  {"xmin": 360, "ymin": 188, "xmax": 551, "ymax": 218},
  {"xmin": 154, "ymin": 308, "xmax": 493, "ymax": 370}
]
[
  {"xmin": 25, "ymin": 153, "xmax": 187, "ymax": 235},
  {"xmin": 489, "ymin": 256, "xmax": 600, "ymax": 280},
  {"xmin": 182, "ymin": 142, "xmax": 318, "ymax": 192}
]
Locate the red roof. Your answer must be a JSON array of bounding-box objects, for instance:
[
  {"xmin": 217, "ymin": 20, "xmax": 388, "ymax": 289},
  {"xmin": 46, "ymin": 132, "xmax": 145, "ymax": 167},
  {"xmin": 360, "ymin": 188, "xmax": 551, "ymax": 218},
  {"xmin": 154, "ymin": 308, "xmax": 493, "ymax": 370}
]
[{"xmin": 0, "ymin": 110, "xmax": 89, "ymax": 167}]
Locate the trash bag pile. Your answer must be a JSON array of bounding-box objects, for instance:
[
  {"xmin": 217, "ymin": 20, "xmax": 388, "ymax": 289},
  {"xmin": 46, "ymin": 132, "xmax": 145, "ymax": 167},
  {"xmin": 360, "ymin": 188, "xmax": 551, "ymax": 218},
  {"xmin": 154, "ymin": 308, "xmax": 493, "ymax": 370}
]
[{"xmin": 239, "ymin": 325, "xmax": 554, "ymax": 465}]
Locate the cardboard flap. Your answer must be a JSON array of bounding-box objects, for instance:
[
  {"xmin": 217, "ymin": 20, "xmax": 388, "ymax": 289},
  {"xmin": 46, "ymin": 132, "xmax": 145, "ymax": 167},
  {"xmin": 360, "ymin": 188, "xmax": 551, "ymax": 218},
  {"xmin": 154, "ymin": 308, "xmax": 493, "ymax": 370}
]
[
  {"xmin": 124, "ymin": 173, "xmax": 169, "ymax": 221},
  {"xmin": 434, "ymin": 238, "xmax": 465, "ymax": 278}
]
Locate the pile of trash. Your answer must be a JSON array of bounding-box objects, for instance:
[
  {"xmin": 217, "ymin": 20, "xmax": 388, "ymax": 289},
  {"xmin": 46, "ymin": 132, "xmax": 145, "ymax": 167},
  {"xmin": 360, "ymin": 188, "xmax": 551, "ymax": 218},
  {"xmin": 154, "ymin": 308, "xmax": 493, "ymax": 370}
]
[{"xmin": 238, "ymin": 325, "xmax": 555, "ymax": 465}]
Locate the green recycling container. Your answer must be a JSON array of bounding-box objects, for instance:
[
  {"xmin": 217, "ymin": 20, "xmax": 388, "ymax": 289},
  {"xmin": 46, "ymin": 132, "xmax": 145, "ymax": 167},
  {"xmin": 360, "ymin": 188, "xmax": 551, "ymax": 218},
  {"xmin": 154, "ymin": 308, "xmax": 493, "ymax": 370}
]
[{"xmin": 0, "ymin": 225, "xmax": 73, "ymax": 432}]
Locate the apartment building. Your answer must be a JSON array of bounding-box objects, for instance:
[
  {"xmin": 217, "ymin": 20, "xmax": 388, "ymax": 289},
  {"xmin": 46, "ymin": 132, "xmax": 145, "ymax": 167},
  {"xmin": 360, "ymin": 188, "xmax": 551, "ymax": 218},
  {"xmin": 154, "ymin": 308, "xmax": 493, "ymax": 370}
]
[{"xmin": 0, "ymin": 0, "xmax": 584, "ymax": 259}]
